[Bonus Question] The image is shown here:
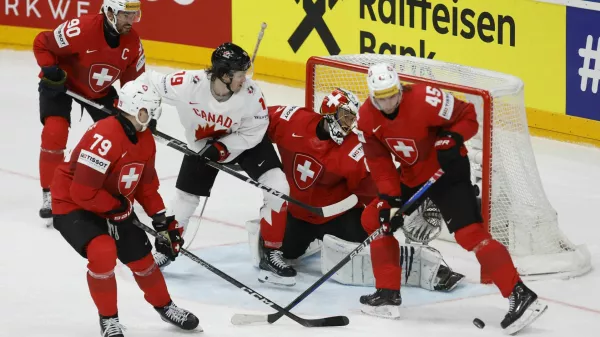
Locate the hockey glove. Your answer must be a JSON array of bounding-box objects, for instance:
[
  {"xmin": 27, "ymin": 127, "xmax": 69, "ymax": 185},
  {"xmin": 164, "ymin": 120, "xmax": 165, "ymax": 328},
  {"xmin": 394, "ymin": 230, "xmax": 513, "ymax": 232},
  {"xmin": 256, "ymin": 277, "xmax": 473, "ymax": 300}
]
[
  {"xmin": 105, "ymin": 194, "xmax": 134, "ymax": 225},
  {"xmin": 434, "ymin": 130, "xmax": 467, "ymax": 172},
  {"xmin": 152, "ymin": 214, "xmax": 184, "ymax": 261},
  {"xmin": 39, "ymin": 65, "xmax": 67, "ymax": 97},
  {"xmin": 202, "ymin": 141, "xmax": 230, "ymax": 162},
  {"xmin": 377, "ymin": 195, "xmax": 404, "ymax": 234}
]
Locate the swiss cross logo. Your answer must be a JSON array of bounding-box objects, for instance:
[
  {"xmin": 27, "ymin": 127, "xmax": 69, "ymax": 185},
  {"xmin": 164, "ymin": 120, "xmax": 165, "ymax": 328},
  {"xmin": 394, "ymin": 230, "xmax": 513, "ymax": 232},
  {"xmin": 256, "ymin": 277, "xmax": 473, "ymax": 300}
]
[
  {"xmin": 292, "ymin": 154, "xmax": 323, "ymax": 190},
  {"xmin": 118, "ymin": 163, "xmax": 144, "ymax": 196},
  {"xmin": 89, "ymin": 64, "xmax": 121, "ymax": 92},
  {"xmin": 385, "ymin": 138, "xmax": 418, "ymax": 165}
]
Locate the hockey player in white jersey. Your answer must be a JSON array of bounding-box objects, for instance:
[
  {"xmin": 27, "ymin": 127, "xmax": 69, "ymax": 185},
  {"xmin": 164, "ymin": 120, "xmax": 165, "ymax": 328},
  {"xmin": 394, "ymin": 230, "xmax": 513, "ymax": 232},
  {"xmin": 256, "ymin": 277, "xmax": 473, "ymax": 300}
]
[{"xmin": 144, "ymin": 42, "xmax": 295, "ymax": 285}]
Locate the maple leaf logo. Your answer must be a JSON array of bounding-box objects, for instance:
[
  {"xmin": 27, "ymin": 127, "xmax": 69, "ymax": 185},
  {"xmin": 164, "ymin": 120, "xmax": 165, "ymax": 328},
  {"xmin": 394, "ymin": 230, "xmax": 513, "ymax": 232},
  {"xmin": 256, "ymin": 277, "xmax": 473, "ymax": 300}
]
[{"xmin": 195, "ymin": 123, "xmax": 228, "ymax": 141}]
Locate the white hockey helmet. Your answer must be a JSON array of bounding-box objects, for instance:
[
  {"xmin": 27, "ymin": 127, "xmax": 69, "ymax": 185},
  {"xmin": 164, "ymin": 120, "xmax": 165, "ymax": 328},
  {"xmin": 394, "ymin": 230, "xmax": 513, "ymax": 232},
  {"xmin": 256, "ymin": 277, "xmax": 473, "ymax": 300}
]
[
  {"xmin": 117, "ymin": 77, "xmax": 162, "ymax": 131},
  {"xmin": 367, "ymin": 63, "xmax": 402, "ymax": 103},
  {"xmin": 102, "ymin": 0, "xmax": 141, "ymax": 33},
  {"xmin": 320, "ymin": 88, "xmax": 360, "ymax": 145}
]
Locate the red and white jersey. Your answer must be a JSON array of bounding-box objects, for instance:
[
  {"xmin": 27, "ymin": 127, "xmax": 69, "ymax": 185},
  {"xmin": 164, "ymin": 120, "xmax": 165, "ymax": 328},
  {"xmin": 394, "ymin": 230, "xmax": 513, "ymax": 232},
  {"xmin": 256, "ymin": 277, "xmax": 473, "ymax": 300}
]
[
  {"xmin": 356, "ymin": 83, "xmax": 478, "ymax": 196},
  {"xmin": 145, "ymin": 70, "xmax": 268, "ymax": 162},
  {"xmin": 33, "ymin": 14, "xmax": 145, "ymax": 100},
  {"xmin": 51, "ymin": 116, "xmax": 165, "ymax": 217},
  {"xmin": 268, "ymin": 105, "xmax": 375, "ymax": 224}
]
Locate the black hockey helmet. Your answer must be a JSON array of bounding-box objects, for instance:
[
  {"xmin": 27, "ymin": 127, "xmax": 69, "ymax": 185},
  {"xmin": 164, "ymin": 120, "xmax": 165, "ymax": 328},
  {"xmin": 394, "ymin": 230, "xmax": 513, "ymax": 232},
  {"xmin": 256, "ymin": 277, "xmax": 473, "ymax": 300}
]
[{"xmin": 210, "ymin": 42, "xmax": 251, "ymax": 80}]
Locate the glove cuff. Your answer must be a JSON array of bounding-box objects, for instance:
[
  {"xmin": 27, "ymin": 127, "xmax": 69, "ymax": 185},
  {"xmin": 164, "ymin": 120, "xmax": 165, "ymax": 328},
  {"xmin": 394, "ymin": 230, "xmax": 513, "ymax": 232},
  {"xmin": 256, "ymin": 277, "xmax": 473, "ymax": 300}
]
[
  {"xmin": 438, "ymin": 130, "xmax": 464, "ymax": 145},
  {"xmin": 378, "ymin": 194, "xmax": 403, "ymax": 208}
]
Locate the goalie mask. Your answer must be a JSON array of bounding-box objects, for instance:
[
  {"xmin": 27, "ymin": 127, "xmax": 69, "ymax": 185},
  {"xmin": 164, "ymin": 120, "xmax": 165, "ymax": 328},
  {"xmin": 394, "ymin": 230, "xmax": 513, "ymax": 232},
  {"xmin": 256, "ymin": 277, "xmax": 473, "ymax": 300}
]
[
  {"xmin": 102, "ymin": 0, "xmax": 141, "ymax": 34},
  {"xmin": 319, "ymin": 88, "xmax": 360, "ymax": 145},
  {"xmin": 118, "ymin": 77, "xmax": 162, "ymax": 131}
]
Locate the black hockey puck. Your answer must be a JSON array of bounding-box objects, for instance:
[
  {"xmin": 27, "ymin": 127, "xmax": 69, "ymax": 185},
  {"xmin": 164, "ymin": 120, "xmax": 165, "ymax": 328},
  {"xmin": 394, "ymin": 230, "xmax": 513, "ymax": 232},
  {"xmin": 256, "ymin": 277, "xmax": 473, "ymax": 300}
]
[{"xmin": 473, "ymin": 318, "xmax": 485, "ymax": 329}]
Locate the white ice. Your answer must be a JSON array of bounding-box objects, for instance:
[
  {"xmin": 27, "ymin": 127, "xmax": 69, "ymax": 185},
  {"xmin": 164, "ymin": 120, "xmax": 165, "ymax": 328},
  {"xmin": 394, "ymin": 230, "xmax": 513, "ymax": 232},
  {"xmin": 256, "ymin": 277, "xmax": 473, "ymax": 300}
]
[{"xmin": 0, "ymin": 49, "xmax": 598, "ymax": 336}]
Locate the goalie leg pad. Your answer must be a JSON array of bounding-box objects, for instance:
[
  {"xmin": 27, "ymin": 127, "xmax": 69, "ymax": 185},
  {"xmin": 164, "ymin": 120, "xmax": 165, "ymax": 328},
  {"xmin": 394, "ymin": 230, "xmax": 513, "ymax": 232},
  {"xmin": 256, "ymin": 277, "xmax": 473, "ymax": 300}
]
[
  {"xmin": 455, "ymin": 223, "xmax": 519, "ymax": 297},
  {"xmin": 400, "ymin": 244, "xmax": 442, "ymax": 291},
  {"xmin": 321, "ymin": 235, "xmax": 457, "ymax": 291},
  {"xmin": 167, "ymin": 189, "xmax": 201, "ymax": 233},
  {"xmin": 321, "ymin": 234, "xmax": 375, "ymax": 286}
]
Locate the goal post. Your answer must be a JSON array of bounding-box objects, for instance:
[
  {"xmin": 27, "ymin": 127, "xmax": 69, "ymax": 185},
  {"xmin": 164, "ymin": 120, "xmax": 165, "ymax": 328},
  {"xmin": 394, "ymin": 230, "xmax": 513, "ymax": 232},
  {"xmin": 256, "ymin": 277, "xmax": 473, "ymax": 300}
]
[{"xmin": 306, "ymin": 54, "xmax": 591, "ymax": 282}]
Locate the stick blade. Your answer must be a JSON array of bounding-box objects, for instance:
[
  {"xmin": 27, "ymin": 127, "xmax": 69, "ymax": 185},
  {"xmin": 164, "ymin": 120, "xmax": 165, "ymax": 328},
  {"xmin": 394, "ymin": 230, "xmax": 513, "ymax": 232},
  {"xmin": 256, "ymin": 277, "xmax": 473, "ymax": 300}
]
[
  {"xmin": 320, "ymin": 194, "xmax": 358, "ymax": 218},
  {"xmin": 306, "ymin": 315, "xmax": 350, "ymax": 327},
  {"xmin": 231, "ymin": 314, "xmax": 268, "ymax": 326}
]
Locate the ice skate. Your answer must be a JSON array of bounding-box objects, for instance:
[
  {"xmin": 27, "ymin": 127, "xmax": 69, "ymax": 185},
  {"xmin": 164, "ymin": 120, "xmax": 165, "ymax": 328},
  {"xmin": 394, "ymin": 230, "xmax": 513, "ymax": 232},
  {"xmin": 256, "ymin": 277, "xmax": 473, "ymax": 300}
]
[
  {"xmin": 258, "ymin": 248, "xmax": 296, "ymax": 286},
  {"xmin": 359, "ymin": 288, "xmax": 402, "ymax": 319},
  {"xmin": 99, "ymin": 314, "xmax": 125, "ymax": 337},
  {"xmin": 501, "ymin": 281, "xmax": 548, "ymax": 335},
  {"xmin": 155, "ymin": 300, "xmax": 201, "ymax": 331}
]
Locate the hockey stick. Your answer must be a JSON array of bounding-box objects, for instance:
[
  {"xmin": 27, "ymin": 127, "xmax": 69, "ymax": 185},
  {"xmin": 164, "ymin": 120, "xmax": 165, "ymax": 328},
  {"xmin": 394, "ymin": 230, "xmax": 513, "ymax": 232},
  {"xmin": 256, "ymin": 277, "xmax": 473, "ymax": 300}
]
[
  {"xmin": 231, "ymin": 169, "xmax": 445, "ymax": 326},
  {"xmin": 65, "ymin": 90, "xmax": 358, "ymax": 218},
  {"xmin": 150, "ymin": 129, "xmax": 358, "ymax": 217},
  {"xmin": 133, "ymin": 219, "xmax": 349, "ymax": 328},
  {"xmin": 250, "ymin": 23, "xmax": 267, "ymax": 65}
]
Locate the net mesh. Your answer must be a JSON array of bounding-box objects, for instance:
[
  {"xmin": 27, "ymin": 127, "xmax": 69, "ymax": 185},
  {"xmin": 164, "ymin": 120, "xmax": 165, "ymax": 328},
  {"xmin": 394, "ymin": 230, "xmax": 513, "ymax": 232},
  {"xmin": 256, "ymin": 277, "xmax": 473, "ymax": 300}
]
[{"xmin": 307, "ymin": 54, "xmax": 590, "ymax": 279}]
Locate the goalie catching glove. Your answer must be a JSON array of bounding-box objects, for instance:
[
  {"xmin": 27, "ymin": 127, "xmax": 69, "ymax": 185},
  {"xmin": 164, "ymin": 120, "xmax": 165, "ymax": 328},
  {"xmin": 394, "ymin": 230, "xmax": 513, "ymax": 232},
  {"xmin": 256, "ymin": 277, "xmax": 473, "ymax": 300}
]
[{"xmin": 152, "ymin": 213, "xmax": 184, "ymax": 261}]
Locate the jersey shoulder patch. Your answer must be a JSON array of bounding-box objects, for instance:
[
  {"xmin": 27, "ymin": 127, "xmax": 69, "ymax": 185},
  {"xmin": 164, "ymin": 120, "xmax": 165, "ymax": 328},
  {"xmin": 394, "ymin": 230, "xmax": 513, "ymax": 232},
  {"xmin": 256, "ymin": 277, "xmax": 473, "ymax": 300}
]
[
  {"xmin": 347, "ymin": 141, "xmax": 364, "ymax": 162},
  {"xmin": 77, "ymin": 149, "xmax": 111, "ymax": 174},
  {"xmin": 279, "ymin": 106, "xmax": 301, "ymax": 121}
]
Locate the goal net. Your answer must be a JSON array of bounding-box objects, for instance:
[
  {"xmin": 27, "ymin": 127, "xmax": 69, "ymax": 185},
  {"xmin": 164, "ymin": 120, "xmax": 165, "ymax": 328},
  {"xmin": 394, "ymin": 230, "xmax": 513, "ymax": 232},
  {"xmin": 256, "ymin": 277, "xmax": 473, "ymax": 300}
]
[{"xmin": 305, "ymin": 54, "xmax": 591, "ymax": 282}]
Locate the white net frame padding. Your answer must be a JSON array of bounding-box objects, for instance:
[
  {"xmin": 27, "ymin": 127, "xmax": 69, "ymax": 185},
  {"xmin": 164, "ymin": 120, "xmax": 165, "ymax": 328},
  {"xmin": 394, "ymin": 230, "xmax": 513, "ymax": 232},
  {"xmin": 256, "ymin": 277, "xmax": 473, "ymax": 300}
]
[{"xmin": 305, "ymin": 55, "xmax": 591, "ymax": 282}]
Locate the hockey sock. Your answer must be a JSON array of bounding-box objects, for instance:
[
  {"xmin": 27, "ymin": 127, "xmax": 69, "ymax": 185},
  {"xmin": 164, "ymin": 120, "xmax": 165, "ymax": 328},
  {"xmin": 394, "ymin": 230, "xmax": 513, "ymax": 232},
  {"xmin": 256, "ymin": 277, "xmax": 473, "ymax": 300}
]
[
  {"xmin": 455, "ymin": 223, "xmax": 519, "ymax": 297},
  {"xmin": 371, "ymin": 234, "xmax": 401, "ymax": 290},
  {"xmin": 127, "ymin": 254, "xmax": 171, "ymax": 308},
  {"xmin": 260, "ymin": 202, "xmax": 288, "ymax": 249},
  {"xmin": 40, "ymin": 116, "xmax": 68, "ymax": 189},
  {"xmin": 86, "ymin": 235, "xmax": 118, "ymax": 317}
]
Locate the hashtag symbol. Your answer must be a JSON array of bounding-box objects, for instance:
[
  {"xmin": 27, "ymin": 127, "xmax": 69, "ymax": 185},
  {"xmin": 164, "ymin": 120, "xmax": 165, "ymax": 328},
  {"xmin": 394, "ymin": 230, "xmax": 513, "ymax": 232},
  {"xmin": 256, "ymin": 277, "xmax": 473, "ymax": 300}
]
[{"xmin": 578, "ymin": 35, "xmax": 600, "ymax": 94}]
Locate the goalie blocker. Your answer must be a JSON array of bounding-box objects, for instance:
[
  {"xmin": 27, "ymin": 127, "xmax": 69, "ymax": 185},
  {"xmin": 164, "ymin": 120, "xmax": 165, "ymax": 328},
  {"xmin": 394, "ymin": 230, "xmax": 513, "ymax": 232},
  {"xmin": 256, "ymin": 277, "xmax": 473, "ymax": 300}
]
[{"xmin": 245, "ymin": 199, "xmax": 464, "ymax": 291}]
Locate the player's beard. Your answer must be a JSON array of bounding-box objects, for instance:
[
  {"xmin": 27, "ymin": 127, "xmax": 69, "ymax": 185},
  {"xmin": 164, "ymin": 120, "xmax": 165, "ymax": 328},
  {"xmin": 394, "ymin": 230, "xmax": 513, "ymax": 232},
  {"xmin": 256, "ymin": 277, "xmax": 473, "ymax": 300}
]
[{"xmin": 120, "ymin": 24, "xmax": 132, "ymax": 35}]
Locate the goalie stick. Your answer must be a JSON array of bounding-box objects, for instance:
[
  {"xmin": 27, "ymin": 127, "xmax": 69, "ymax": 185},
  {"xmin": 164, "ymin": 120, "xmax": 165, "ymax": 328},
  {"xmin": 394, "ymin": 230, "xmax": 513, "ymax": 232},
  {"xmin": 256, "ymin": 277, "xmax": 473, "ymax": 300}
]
[
  {"xmin": 231, "ymin": 169, "xmax": 445, "ymax": 326},
  {"xmin": 65, "ymin": 90, "xmax": 358, "ymax": 218},
  {"xmin": 133, "ymin": 219, "xmax": 349, "ymax": 328}
]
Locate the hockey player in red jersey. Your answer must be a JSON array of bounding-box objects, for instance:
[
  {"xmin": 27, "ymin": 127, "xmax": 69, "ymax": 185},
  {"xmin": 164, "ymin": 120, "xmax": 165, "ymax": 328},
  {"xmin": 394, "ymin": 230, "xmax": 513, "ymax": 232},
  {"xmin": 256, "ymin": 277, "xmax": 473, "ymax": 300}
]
[
  {"xmin": 34, "ymin": 0, "xmax": 146, "ymax": 221},
  {"xmin": 255, "ymin": 88, "xmax": 465, "ymax": 290},
  {"xmin": 51, "ymin": 80, "xmax": 200, "ymax": 336},
  {"xmin": 356, "ymin": 63, "xmax": 547, "ymax": 332},
  {"xmin": 266, "ymin": 89, "xmax": 371, "ymax": 251}
]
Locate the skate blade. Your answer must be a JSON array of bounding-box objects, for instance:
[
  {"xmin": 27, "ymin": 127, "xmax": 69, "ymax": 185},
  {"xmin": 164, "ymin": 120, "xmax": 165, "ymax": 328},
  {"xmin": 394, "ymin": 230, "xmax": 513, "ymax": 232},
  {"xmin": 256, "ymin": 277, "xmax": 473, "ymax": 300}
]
[
  {"xmin": 504, "ymin": 300, "xmax": 548, "ymax": 335},
  {"xmin": 258, "ymin": 270, "xmax": 296, "ymax": 286},
  {"xmin": 45, "ymin": 218, "xmax": 54, "ymax": 228},
  {"xmin": 159, "ymin": 316, "xmax": 203, "ymax": 332},
  {"xmin": 360, "ymin": 304, "xmax": 401, "ymax": 319}
]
